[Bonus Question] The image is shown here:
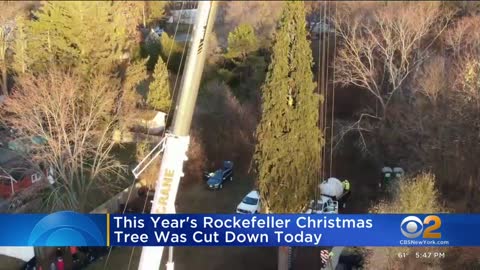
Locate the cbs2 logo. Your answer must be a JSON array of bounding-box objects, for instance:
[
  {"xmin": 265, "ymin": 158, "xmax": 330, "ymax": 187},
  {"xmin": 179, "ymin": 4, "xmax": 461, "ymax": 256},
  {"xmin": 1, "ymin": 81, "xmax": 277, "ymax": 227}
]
[{"xmin": 400, "ymin": 215, "xmax": 441, "ymax": 239}]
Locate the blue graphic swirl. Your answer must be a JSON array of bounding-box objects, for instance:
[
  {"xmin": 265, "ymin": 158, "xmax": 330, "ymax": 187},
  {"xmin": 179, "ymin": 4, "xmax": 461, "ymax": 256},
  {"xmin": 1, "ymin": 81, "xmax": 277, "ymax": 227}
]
[{"xmin": 28, "ymin": 211, "xmax": 105, "ymax": 246}]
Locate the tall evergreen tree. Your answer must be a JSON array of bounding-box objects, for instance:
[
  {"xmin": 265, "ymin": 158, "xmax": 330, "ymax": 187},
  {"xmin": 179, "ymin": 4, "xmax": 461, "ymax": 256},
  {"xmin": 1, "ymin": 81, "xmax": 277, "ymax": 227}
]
[
  {"xmin": 25, "ymin": 1, "xmax": 132, "ymax": 76},
  {"xmin": 120, "ymin": 57, "xmax": 149, "ymax": 123},
  {"xmin": 20, "ymin": 1, "xmax": 148, "ymax": 123},
  {"xmin": 147, "ymin": 57, "xmax": 171, "ymax": 112},
  {"xmin": 143, "ymin": 1, "xmax": 168, "ymax": 27},
  {"xmin": 0, "ymin": 25, "xmax": 9, "ymax": 96},
  {"xmin": 12, "ymin": 16, "xmax": 29, "ymax": 76},
  {"xmin": 253, "ymin": 1, "xmax": 322, "ymax": 213}
]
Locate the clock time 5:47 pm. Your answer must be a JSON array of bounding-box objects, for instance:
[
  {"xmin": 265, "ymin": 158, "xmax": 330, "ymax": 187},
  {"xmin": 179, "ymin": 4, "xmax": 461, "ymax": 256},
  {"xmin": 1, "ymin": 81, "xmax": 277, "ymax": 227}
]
[{"xmin": 415, "ymin": 252, "xmax": 445, "ymax": 259}]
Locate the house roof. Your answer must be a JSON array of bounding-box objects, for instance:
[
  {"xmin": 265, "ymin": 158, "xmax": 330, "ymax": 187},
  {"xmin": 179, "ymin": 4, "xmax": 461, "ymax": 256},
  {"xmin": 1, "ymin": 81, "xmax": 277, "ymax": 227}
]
[{"xmin": 0, "ymin": 148, "xmax": 20, "ymax": 165}]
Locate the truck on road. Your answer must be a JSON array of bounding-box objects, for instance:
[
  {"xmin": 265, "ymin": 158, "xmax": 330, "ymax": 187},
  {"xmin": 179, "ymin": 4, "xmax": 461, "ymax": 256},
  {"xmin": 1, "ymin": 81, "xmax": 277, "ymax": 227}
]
[
  {"xmin": 205, "ymin": 161, "xmax": 233, "ymax": 190},
  {"xmin": 305, "ymin": 197, "xmax": 339, "ymax": 214},
  {"xmin": 306, "ymin": 178, "xmax": 350, "ymax": 214}
]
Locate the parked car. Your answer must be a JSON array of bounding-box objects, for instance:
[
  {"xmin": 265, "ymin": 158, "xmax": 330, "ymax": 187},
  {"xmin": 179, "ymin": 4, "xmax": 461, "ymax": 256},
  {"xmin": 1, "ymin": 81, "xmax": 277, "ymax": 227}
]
[
  {"xmin": 152, "ymin": 26, "xmax": 164, "ymax": 36},
  {"xmin": 236, "ymin": 190, "xmax": 261, "ymax": 214},
  {"xmin": 206, "ymin": 161, "xmax": 233, "ymax": 190}
]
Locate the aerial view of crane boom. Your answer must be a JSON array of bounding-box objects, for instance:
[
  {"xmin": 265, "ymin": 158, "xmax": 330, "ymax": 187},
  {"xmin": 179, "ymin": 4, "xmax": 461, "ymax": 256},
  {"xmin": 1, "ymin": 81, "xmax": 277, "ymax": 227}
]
[
  {"xmin": 137, "ymin": 2, "xmax": 217, "ymax": 270},
  {"xmin": 0, "ymin": 2, "xmax": 474, "ymax": 270}
]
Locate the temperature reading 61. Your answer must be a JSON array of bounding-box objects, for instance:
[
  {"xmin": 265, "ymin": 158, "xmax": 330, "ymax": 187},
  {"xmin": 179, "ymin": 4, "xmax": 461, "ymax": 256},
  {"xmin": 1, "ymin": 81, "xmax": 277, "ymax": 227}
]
[{"xmin": 398, "ymin": 252, "xmax": 409, "ymax": 259}]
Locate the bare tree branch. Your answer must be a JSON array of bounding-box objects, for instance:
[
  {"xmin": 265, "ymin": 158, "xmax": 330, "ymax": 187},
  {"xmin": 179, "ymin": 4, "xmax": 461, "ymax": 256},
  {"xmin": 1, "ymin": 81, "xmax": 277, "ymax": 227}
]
[
  {"xmin": 334, "ymin": 2, "xmax": 452, "ymax": 118},
  {"xmin": 0, "ymin": 69, "xmax": 126, "ymax": 212}
]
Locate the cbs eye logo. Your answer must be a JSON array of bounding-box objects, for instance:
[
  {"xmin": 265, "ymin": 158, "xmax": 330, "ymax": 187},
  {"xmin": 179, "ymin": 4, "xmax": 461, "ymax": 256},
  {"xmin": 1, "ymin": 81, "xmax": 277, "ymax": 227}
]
[
  {"xmin": 400, "ymin": 215, "xmax": 441, "ymax": 239},
  {"xmin": 28, "ymin": 211, "xmax": 105, "ymax": 246}
]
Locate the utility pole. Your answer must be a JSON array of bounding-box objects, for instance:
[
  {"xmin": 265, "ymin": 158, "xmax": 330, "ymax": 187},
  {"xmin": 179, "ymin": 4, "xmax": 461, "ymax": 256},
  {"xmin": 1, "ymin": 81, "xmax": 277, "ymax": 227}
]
[
  {"xmin": 136, "ymin": 2, "xmax": 217, "ymax": 270},
  {"xmin": 278, "ymin": 246, "xmax": 291, "ymax": 270}
]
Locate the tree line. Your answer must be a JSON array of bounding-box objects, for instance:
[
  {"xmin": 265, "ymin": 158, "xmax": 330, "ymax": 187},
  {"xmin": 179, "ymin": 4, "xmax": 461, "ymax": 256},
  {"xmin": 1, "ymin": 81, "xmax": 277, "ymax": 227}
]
[{"xmin": 0, "ymin": 1, "xmax": 175, "ymax": 212}]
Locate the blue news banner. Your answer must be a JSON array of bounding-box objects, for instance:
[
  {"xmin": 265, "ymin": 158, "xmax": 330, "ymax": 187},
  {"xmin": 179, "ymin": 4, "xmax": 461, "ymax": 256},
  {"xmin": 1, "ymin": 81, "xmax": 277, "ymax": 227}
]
[{"xmin": 0, "ymin": 212, "xmax": 479, "ymax": 247}]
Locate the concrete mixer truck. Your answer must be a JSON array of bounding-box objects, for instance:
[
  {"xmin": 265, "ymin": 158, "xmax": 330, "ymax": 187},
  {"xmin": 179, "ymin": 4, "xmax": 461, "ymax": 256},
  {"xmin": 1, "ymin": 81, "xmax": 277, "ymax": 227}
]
[{"xmin": 305, "ymin": 178, "xmax": 350, "ymax": 214}]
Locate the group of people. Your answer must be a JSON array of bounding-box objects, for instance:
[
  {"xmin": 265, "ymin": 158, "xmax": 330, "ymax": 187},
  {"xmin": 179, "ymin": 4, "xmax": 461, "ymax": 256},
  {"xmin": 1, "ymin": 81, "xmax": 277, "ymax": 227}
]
[
  {"xmin": 24, "ymin": 246, "xmax": 109, "ymax": 270},
  {"xmin": 23, "ymin": 247, "xmax": 68, "ymax": 270}
]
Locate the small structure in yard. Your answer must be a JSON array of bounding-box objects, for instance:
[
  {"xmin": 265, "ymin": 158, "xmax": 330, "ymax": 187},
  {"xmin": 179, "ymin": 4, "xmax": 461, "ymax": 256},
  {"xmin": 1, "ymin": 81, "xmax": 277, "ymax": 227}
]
[
  {"xmin": 7, "ymin": 136, "xmax": 47, "ymax": 154},
  {"xmin": 168, "ymin": 9, "xmax": 197, "ymax": 25},
  {"xmin": 0, "ymin": 147, "xmax": 53, "ymax": 199},
  {"xmin": 0, "ymin": 152, "xmax": 45, "ymax": 199},
  {"xmin": 380, "ymin": 166, "xmax": 405, "ymax": 190},
  {"xmin": 309, "ymin": 20, "xmax": 335, "ymax": 39},
  {"xmin": 138, "ymin": 111, "xmax": 166, "ymax": 135},
  {"xmin": 113, "ymin": 111, "xmax": 166, "ymax": 143},
  {"xmin": 0, "ymin": 167, "xmax": 42, "ymax": 199}
]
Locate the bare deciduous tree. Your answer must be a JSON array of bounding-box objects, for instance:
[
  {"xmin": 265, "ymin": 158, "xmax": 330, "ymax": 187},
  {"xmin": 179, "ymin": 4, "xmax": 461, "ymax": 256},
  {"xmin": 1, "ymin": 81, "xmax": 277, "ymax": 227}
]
[
  {"xmin": 443, "ymin": 16, "xmax": 480, "ymax": 58},
  {"xmin": 414, "ymin": 55, "xmax": 447, "ymax": 105},
  {"xmin": 193, "ymin": 79, "xmax": 258, "ymax": 172},
  {"xmin": 0, "ymin": 70, "xmax": 126, "ymax": 212},
  {"xmin": 335, "ymin": 2, "xmax": 451, "ymax": 117}
]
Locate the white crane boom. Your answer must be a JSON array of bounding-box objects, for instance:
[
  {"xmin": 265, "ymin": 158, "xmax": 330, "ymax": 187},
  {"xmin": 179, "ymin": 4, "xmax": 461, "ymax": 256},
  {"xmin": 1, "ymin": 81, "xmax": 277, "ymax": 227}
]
[{"xmin": 137, "ymin": 2, "xmax": 217, "ymax": 270}]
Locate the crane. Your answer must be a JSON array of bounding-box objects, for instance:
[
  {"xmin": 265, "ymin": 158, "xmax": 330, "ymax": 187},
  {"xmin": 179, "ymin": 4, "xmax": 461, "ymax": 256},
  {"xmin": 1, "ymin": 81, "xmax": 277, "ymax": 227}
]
[{"xmin": 135, "ymin": 2, "xmax": 217, "ymax": 270}]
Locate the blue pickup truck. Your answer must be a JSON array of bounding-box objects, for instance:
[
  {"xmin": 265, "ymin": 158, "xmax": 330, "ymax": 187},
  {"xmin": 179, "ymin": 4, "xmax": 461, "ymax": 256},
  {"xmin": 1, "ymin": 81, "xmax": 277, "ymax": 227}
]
[{"xmin": 205, "ymin": 161, "xmax": 233, "ymax": 190}]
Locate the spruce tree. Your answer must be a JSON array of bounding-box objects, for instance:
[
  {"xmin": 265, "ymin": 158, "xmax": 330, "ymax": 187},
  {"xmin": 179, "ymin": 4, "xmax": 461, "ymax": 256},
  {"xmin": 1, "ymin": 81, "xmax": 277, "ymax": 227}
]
[
  {"xmin": 144, "ymin": 1, "xmax": 167, "ymax": 26},
  {"xmin": 121, "ymin": 57, "xmax": 149, "ymax": 122},
  {"xmin": 0, "ymin": 25, "xmax": 8, "ymax": 96},
  {"xmin": 147, "ymin": 57, "xmax": 171, "ymax": 112},
  {"xmin": 253, "ymin": 1, "xmax": 322, "ymax": 213},
  {"xmin": 12, "ymin": 16, "xmax": 29, "ymax": 76},
  {"xmin": 226, "ymin": 23, "xmax": 259, "ymax": 61},
  {"xmin": 26, "ymin": 1, "xmax": 131, "ymax": 76}
]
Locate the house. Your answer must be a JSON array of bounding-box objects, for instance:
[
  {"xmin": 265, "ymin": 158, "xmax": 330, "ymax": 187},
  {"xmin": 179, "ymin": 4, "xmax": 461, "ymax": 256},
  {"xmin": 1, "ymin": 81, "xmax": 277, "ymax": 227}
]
[
  {"xmin": 0, "ymin": 148, "xmax": 48, "ymax": 198},
  {"xmin": 0, "ymin": 162, "xmax": 43, "ymax": 199}
]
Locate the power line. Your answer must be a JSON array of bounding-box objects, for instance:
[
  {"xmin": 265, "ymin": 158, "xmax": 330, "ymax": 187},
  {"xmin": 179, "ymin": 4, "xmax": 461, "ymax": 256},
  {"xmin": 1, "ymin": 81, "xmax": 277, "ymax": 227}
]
[
  {"xmin": 319, "ymin": 0, "xmax": 328, "ymax": 188},
  {"xmin": 323, "ymin": 1, "xmax": 331, "ymax": 179},
  {"xmin": 102, "ymin": 2, "xmax": 191, "ymax": 269},
  {"xmin": 128, "ymin": 13, "xmax": 196, "ymax": 270},
  {"xmin": 329, "ymin": 2, "xmax": 338, "ymax": 178},
  {"xmin": 314, "ymin": 1, "xmax": 323, "ymax": 209},
  {"xmin": 126, "ymin": 184, "xmax": 153, "ymax": 270}
]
